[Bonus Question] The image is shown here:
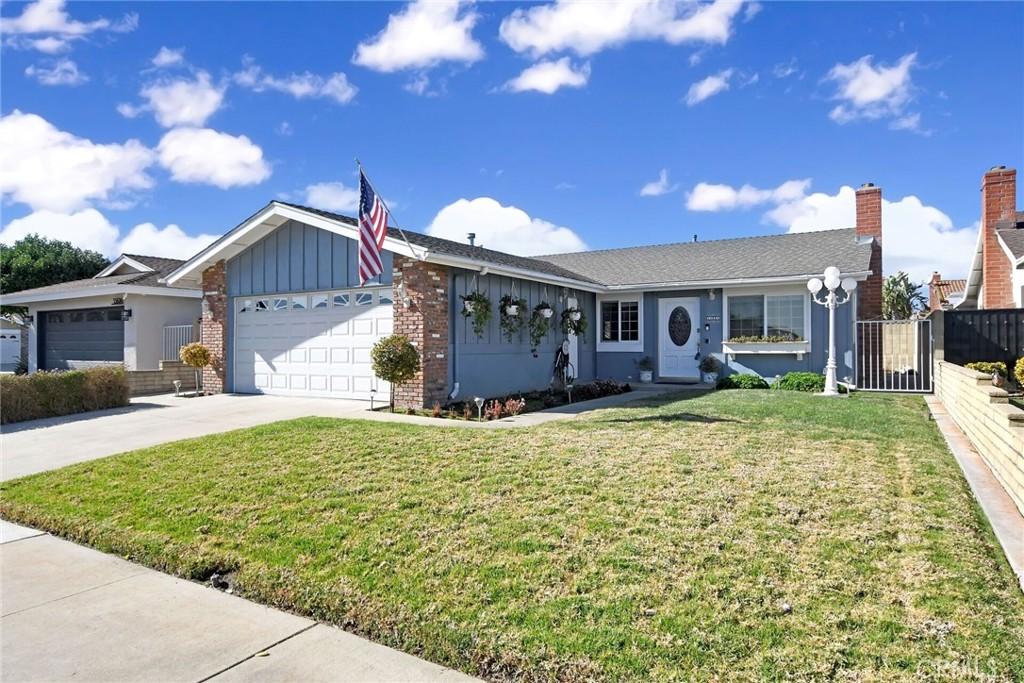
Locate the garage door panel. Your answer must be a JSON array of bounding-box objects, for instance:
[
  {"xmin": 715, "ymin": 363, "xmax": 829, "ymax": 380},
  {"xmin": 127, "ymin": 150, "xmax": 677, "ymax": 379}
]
[
  {"xmin": 234, "ymin": 288, "xmax": 391, "ymax": 400},
  {"xmin": 42, "ymin": 306, "xmax": 124, "ymax": 370}
]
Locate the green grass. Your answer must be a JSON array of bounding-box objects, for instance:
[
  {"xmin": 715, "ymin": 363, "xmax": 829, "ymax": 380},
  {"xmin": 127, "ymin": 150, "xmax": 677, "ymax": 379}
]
[{"xmin": 2, "ymin": 391, "xmax": 1022, "ymax": 681}]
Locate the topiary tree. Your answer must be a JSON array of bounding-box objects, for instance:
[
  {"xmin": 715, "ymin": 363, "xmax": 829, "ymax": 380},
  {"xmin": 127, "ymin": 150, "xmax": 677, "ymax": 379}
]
[
  {"xmin": 371, "ymin": 334, "xmax": 421, "ymax": 412},
  {"xmin": 179, "ymin": 342, "xmax": 211, "ymax": 396}
]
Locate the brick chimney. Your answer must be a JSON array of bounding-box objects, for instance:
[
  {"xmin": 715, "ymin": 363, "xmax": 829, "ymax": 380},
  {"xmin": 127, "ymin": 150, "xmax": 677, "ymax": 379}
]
[
  {"xmin": 855, "ymin": 182, "xmax": 883, "ymax": 319},
  {"xmin": 980, "ymin": 166, "xmax": 1016, "ymax": 309},
  {"xmin": 928, "ymin": 271, "xmax": 942, "ymax": 311}
]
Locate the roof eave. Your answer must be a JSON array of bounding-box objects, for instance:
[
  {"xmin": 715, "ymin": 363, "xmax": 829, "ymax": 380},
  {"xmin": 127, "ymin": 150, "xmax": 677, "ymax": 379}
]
[
  {"xmin": 2, "ymin": 284, "xmax": 201, "ymax": 305},
  {"xmin": 602, "ymin": 270, "xmax": 873, "ymax": 292}
]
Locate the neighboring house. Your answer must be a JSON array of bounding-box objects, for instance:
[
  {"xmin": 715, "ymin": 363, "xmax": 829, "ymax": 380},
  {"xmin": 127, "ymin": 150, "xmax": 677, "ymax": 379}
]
[
  {"xmin": 2, "ymin": 255, "xmax": 202, "ymax": 382},
  {"xmin": 164, "ymin": 183, "xmax": 884, "ymax": 408},
  {"xmin": 0, "ymin": 316, "xmax": 26, "ymax": 372},
  {"xmin": 959, "ymin": 166, "xmax": 1024, "ymax": 309},
  {"xmin": 927, "ymin": 272, "xmax": 966, "ymax": 311}
]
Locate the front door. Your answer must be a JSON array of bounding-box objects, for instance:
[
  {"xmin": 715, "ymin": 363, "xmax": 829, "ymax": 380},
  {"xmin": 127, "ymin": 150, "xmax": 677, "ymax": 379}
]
[{"xmin": 658, "ymin": 297, "xmax": 700, "ymax": 380}]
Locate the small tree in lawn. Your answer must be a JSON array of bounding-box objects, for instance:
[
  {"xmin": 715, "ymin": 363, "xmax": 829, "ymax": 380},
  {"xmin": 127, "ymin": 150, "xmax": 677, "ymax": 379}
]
[
  {"xmin": 371, "ymin": 334, "xmax": 420, "ymax": 412},
  {"xmin": 179, "ymin": 342, "xmax": 211, "ymax": 396}
]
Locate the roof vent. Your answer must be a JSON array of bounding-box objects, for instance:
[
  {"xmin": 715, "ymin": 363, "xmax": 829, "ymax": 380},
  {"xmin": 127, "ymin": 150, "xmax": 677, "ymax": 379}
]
[
  {"xmin": 467, "ymin": 232, "xmax": 476, "ymax": 247},
  {"xmin": 860, "ymin": 182, "xmax": 875, "ymax": 189},
  {"xmin": 990, "ymin": 164, "xmax": 1007, "ymax": 171}
]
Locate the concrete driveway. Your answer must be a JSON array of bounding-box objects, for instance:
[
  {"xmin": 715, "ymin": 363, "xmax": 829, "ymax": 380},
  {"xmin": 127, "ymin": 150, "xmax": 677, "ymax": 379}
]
[
  {"xmin": 0, "ymin": 393, "xmax": 372, "ymax": 481},
  {"xmin": 1, "ymin": 521, "xmax": 477, "ymax": 682}
]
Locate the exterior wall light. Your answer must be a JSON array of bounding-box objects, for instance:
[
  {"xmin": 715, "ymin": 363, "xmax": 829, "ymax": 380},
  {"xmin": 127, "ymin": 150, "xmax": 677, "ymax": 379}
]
[
  {"xmin": 120, "ymin": 309, "xmax": 133, "ymax": 321},
  {"xmin": 808, "ymin": 267, "xmax": 857, "ymax": 397}
]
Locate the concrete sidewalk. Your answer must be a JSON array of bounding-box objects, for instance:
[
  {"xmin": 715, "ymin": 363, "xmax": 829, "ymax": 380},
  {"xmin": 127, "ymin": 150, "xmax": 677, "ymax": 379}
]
[
  {"xmin": 925, "ymin": 395, "xmax": 1024, "ymax": 592},
  {"xmin": 0, "ymin": 520, "xmax": 478, "ymax": 683}
]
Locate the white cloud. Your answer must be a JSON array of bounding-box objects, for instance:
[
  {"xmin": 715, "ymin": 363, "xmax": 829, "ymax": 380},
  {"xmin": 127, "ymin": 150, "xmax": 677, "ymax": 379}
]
[
  {"xmin": 826, "ymin": 52, "xmax": 918, "ymax": 126},
  {"xmin": 353, "ymin": 0, "xmax": 483, "ymax": 73},
  {"xmin": 24, "ymin": 58, "xmax": 87, "ymax": 85},
  {"xmin": 129, "ymin": 71, "xmax": 226, "ymax": 127},
  {"xmin": 304, "ymin": 182, "xmax": 359, "ymax": 213},
  {"xmin": 0, "ymin": 209, "xmax": 217, "ymax": 259},
  {"xmin": 499, "ymin": 0, "xmax": 747, "ymax": 57},
  {"xmin": 0, "ymin": 208, "xmax": 120, "ymax": 255},
  {"xmin": 640, "ymin": 168, "xmax": 678, "ymax": 197},
  {"xmin": 503, "ymin": 57, "xmax": 590, "ymax": 94},
  {"xmin": 1, "ymin": 0, "xmax": 137, "ymax": 52},
  {"xmin": 773, "ymin": 58, "xmax": 798, "ymax": 78},
  {"xmin": 686, "ymin": 177, "xmax": 975, "ymax": 280},
  {"xmin": 117, "ymin": 222, "xmax": 217, "ymax": 259},
  {"xmin": 151, "ymin": 46, "xmax": 184, "ymax": 68},
  {"xmin": 427, "ymin": 197, "xmax": 586, "ymax": 255},
  {"xmin": 686, "ymin": 178, "xmax": 810, "ymax": 211},
  {"xmin": 685, "ymin": 68, "xmax": 733, "ymax": 106},
  {"xmin": 889, "ymin": 112, "xmax": 929, "ymax": 135},
  {"xmin": 234, "ymin": 58, "xmax": 357, "ymax": 105},
  {"xmin": 156, "ymin": 128, "xmax": 270, "ymax": 189},
  {"xmin": 743, "ymin": 2, "xmax": 762, "ymax": 21},
  {"xmin": 0, "ymin": 110, "xmax": 154, "ymax": 212},
  {"xmin": 277, "ymin": 121, "xmax": 293, "ymax": 136}
]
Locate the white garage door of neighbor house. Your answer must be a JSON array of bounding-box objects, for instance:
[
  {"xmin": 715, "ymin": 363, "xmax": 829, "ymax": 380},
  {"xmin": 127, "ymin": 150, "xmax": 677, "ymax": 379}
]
[{"xmin": 233, "ymin": 288, "xmax": 393, "ymax": 400}]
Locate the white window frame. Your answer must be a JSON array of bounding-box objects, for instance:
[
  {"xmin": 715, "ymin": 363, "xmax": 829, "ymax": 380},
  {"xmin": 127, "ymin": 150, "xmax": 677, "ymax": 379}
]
[
  {"xmin": 596, "ymin": 293, "xmax": 644, "ymax": 352},
  {"xmin": 722, "ymin": 285, "xmax": 812, "ymax": 358}
]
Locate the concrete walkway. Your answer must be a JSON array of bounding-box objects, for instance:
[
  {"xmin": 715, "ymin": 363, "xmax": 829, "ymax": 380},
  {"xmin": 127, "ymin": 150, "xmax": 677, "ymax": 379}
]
[
  {"xmin": 2, "ymin": 384, "xmax": 696, "ymax": 481},
  {"xmin": 925, "ymin": 395, "xmax": 1024, "ymax": 592},
  {"xmin": 0, "ymin": 520, "xmax": 478, "ymax": 682}
]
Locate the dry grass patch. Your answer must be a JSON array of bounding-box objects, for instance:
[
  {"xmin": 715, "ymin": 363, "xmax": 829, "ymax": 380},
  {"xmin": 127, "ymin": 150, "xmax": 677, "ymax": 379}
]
[{"xmin": 2, "ymin": 391, "xmax": 1022, "ymax": 681}]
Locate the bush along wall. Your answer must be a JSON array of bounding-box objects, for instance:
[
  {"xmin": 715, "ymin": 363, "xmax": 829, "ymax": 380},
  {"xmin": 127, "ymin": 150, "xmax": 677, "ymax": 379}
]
[
  {"xmin": 716, "ymin": 374, "xmax": 770, "ymax": 390},
  {"xmin": 772, "ymin": 372, "xmax": 826, "ymax": 392},
  {"xmin": 0, "ymin": 366, "xmax": 130, "ymax": 424}
]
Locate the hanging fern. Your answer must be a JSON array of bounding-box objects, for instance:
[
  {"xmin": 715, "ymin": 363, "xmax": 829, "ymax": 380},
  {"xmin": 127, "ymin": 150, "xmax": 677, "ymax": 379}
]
[
  {"xmin": 460, "ymin": 291, "xmax": 492, "ymax": 338},
  {"xmin": 560, "ymin": 306, "xmax": 587, "ymax": 337},
  {"xmin": 499, "ymin": 294, "xmax": 527, "ymax": 342},
  {"xmin": 528, "ymin": 302, "xmax": 553, "ymax": 355}
]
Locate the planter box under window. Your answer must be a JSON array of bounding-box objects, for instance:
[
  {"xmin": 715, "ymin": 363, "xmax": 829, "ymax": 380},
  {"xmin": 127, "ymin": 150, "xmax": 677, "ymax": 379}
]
[{"xmin": 722, "ymin": 340, "xmax": 810, "ymax": 361}]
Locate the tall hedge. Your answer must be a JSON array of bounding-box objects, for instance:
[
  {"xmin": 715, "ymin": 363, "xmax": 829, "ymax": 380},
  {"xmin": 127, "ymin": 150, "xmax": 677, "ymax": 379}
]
[{"xmin": 0, "ymin": 366, "xmax": 129, "ymax": 424}]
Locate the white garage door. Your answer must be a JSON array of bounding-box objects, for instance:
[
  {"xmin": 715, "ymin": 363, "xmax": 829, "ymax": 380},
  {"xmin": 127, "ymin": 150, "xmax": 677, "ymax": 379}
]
[{"xmin": 233, "ymin": 288, "xmax": 393, "ymax": 400}]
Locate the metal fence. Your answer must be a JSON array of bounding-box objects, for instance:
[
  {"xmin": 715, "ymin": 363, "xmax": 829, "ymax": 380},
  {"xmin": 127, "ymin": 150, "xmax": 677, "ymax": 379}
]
[
  {"xmin": 856, "ymin": 319, "xmax": 933, "ymax": 392},
  {"xmin": 942, "ymin": 308, "xmax": 1024, "ymax": 369},
  {"xmin": 162, "ymin": 324, "xmax": 194, "ymax": 361}
]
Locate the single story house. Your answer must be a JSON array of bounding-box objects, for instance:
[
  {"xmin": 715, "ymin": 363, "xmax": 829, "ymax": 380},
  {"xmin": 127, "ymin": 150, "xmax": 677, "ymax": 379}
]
[
  {"xmin": 927, "ymin": 272, "xmax": 966, "ymax": 311},
  {"xmin": 164, "ymin": 183, "xmax": 884, "ymax": 408},
  {"xmin": 958, "ymin": 166, "xmax": 1023, "ymax": 309},
  {"xmin": 3, "ymin": 254, "xmax": 202, "ymax": 383}
]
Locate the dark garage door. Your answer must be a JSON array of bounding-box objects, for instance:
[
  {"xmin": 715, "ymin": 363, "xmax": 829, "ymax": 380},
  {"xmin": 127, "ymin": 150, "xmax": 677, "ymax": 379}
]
[{"xmin": 40, "ymin": 307, "xmax": 124, "ymax": 370}]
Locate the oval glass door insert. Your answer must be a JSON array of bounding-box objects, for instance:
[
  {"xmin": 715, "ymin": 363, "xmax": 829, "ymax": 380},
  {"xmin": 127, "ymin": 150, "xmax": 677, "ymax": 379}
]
[{"xmin": 668, "ymin": 306, "xmax": 692, "ymax": 346}]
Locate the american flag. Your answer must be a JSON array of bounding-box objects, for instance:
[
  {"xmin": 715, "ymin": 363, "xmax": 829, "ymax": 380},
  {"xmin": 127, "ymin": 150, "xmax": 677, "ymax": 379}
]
[{"xmin": 358, "ymin": 169, "xmax": 388, "ymax": 284}]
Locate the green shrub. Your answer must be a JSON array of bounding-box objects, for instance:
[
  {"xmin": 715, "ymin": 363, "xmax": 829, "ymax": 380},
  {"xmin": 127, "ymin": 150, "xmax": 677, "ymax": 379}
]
[
  {"xmin": 1015, "ymin": 358, "xmax": 1024, "ymax": 387},
  {"xmin": 772, "ymin": 371, "xmax": 825, "ymax": 392},
  {"xmin": 965, "ymin": 361, "xmax": 1007, "ymax": 377},
  {"xmin": 0, "ymin": 366, "xmax": 129, "ymax": 424},
  {"xmin": 716, "ymin": 373, "xmax": 770, "ymax": 390},
  {"xmin": 371, "ymin": 334, "xmax": 421, "ymax": 411}
]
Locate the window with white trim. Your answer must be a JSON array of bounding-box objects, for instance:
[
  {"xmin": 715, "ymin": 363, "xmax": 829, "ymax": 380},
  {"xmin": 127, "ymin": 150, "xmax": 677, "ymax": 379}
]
[
  {"xmin": 597, "ymin": 296, "xmax": 642, "ymax": 350},
  {"xmin": 727, "ymin": 293, "xmax": 806, "ymax": 341}
]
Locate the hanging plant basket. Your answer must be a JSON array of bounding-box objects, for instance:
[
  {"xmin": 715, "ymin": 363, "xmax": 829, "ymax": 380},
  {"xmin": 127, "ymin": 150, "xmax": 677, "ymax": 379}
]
[
  {"xmin": 460, "ymin": 291, "xmax": 492, "ymax": 338},
  {"xmin": 528, "ymin": 302, "xmax": 554, "ymax": 356},
  {"xmin": 499, "ymin": 294, "xmax": 527, "ymax": 342},
  {"xmin": 561, "ymin": 307, "xmax": 587, "ymax": 337}
]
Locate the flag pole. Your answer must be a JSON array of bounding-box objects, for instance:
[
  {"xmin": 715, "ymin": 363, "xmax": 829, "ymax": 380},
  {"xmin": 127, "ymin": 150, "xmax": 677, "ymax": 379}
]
[{"xmin": 355, "ymin": 158, "xmax": 424, "ymax": 261}]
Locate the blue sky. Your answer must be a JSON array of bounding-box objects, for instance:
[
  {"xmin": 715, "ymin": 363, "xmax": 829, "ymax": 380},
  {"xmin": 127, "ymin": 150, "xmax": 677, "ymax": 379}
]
[{"xmin": 1, "ymin": 0, "xmax": 1022, "ymax": 282}]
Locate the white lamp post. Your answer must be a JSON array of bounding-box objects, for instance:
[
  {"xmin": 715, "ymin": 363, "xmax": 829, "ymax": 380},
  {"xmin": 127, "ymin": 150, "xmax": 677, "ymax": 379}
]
[{"xmin": 807, "ymin": 267, "xmax": 857, "ymax": 397}]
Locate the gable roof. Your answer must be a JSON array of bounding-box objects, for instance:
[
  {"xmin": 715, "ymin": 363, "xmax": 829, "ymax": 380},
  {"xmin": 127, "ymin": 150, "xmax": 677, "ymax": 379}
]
[
  {"xmin": 2, "ymin": 254, "xmax": 197, "ymax": 304},
  {"xmin": 930, "ymin": 277, "xmax": 966, "ymax": 306},
  {"xmin": 277, "ymin": 203, "xmax": 601, "ymax": 284},
  {"xmin": 536, "ymin": 229, "xmax": 873, "ymax": 287},
  {"xmin": 165, "ymin": 201, "xmax": 875, "ymax": 291},
  {"xmin": 996, "ymin": 211, "xmax": 1024, "ymax": 262}
]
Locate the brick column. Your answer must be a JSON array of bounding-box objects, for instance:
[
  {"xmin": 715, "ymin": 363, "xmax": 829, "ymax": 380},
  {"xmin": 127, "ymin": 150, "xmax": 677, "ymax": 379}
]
[
  {"xmin": 855, "ymin": 183, "xmax": 883, "ymax": 320},
  {"xmin": 391, "ymin": 257, "xmax": 449, "ymax": 410},
  {"xmin": 199, "ymin": 260, "xmax": 227, "ymax": 394},
  {"xmin": 980, "ymin": 166, "xmax": 1016, "ymax": 309}
]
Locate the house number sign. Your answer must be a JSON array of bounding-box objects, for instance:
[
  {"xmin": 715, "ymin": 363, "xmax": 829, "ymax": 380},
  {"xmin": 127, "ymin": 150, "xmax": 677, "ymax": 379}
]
[{"xmin": 704, "ymin": 315, "xmax": 721, "ymax": 323}]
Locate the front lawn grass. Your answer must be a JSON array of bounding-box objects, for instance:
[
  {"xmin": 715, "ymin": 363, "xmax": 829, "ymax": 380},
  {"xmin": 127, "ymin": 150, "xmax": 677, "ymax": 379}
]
[{"xmin": 2, "ymin": 391, "xmax": 1022, "ymax": 681}]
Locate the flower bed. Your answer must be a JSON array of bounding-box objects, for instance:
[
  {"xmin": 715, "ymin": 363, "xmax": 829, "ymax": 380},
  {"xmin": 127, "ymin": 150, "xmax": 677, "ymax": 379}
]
[{"xmin": 384, "ymin": 379, "xmax": 632, "ymax": 420}]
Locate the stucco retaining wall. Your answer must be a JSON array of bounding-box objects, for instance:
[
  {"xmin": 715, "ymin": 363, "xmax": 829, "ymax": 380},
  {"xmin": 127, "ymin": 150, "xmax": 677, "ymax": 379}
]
[{"xmin": 935, "ymin": 360, "xmax": 1024, "ymax": 516}]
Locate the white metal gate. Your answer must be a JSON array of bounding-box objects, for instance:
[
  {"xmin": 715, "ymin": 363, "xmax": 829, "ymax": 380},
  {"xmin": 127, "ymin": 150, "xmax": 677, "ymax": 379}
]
[{"xmin": 856, "ymin": 319, "xmax": 933, "ymax": 392}]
